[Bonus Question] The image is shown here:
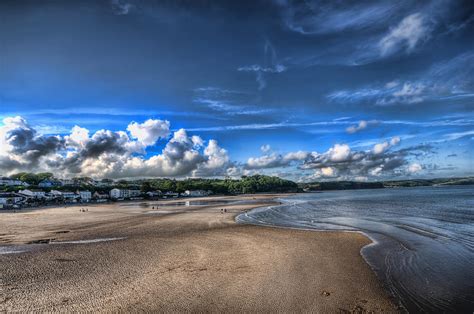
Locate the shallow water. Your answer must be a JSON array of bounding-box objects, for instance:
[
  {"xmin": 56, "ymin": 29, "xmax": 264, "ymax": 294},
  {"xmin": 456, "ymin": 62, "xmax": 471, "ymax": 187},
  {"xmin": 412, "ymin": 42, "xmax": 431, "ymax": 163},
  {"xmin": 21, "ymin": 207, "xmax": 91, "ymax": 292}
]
[{"xmin": 237, "ymin": 186, "xmax": 474, "ymax": 313}]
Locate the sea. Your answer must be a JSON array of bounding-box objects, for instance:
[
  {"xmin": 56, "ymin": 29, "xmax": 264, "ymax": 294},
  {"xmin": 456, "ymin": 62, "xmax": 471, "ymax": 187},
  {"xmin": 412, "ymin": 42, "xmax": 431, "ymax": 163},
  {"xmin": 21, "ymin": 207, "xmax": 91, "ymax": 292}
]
[{"xmin": 236, "ymin": 185, "xmax": 474, "ymax": 313}]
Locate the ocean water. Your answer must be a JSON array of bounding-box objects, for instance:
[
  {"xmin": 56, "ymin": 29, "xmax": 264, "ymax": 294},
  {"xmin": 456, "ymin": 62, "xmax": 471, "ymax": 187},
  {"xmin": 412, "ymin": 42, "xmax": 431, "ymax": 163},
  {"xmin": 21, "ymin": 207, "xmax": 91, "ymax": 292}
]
[{"xmin": 237, "ymin": 186, "xmax": 474, "ymax": 313}]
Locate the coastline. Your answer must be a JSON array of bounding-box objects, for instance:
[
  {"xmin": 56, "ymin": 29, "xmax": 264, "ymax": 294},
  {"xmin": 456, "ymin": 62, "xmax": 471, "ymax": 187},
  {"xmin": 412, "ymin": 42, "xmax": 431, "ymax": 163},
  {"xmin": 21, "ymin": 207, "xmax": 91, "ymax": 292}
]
[{"xmin": 0, "ymin": 194, "xmax": 397, "ymax": 312}]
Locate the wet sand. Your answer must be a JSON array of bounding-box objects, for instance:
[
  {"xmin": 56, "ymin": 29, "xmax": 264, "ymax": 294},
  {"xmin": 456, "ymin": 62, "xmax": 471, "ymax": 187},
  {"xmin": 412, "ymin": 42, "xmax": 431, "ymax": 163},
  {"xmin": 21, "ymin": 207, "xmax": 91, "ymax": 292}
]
[{"xmin": 0, "ymin": 195, "xmax": 397, "ymax": 312}]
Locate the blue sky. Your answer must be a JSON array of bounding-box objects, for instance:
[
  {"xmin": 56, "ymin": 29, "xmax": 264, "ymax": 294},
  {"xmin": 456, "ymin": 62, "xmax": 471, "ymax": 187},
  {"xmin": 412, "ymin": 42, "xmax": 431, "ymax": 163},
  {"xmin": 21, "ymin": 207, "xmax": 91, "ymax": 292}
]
[{"xmin": 0, "ymin": 0, "xmax": 473, "ymax": 181}]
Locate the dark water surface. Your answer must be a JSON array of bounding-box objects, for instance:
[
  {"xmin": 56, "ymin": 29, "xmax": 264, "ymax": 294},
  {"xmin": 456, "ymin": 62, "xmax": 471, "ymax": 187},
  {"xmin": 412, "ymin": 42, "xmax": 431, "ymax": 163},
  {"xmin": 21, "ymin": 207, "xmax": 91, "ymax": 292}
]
[{"xmin": 237, "ymin": 186, "xmax": 474, "ymax": 313}]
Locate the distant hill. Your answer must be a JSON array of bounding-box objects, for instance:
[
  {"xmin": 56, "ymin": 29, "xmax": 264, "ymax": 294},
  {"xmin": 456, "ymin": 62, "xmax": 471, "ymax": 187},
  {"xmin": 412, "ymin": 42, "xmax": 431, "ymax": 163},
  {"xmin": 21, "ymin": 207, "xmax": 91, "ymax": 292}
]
[{"xmin": 299, "ymin": 177, "xmax": 474, "ymax": 191}]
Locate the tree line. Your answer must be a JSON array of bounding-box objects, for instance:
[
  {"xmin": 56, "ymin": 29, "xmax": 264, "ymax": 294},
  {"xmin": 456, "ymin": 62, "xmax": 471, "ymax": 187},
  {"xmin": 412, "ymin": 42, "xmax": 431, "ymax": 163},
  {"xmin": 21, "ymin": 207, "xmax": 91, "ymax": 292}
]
[{"xmin": 2, "ymin": 173, "xmax": 299, "ymax": 195}]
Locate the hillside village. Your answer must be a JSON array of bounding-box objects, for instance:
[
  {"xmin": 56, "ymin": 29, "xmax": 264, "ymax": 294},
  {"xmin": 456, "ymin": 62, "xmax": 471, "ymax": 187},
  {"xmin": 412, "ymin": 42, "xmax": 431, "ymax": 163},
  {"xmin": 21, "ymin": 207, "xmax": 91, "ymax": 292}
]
[
  {"xmin": 0, "ymin": 176, "xmax": 208, "ymax": 209},
  {"xmin": 0, "ymin": 173, "xmax": 298, "ymax": 209}
]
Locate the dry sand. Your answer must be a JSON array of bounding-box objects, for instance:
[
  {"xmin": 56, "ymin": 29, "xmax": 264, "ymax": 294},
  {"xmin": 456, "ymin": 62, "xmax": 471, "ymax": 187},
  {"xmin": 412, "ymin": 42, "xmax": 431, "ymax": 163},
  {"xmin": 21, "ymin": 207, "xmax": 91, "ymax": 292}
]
[{"xmin": 0, "ymin": 194, "xmax": 398, "ymax": 312}]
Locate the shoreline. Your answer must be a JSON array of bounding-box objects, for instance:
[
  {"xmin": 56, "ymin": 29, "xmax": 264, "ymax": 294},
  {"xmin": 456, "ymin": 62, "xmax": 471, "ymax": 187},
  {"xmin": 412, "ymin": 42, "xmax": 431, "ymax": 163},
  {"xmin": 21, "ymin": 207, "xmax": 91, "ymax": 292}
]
[
  {"xmin": 1, "ymin": 194, "xmax": 398, "ymax": 312},
  {"xmin": 236, "ymin": 214, "xmax": 402, "ymax": 311}
]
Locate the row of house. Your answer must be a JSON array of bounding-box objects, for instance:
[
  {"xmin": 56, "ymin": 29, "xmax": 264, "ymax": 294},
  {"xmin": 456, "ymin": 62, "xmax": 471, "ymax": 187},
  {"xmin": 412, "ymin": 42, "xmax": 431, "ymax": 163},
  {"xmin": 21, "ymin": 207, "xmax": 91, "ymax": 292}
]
[
  {"xmin": 0, "ymin": 190, "xmax": 95, "ymax": 208},
  {"xmin": 1, "ymin": 187, "xmax": 212, "ymax": 209},
  {"xmin": 19, "ymin": 189, "xmax": 92, "ymax": 201}
]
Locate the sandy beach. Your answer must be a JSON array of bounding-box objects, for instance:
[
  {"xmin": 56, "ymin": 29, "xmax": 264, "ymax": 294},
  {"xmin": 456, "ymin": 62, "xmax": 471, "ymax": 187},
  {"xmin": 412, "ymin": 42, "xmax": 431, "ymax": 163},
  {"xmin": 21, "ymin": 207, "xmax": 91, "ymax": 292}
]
[{"xmin": 0, "ymin": 195, "xmax": 397, "ymax": 312}]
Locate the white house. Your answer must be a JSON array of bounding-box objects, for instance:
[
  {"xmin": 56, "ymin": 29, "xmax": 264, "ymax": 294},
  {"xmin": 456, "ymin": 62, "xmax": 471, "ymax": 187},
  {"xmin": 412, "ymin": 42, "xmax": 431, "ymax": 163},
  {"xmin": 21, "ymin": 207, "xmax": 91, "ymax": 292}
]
[
  {"xmin": 62, "ymin": 191, "xmax": 77, "ymax": 201},
  {"xmin": 183, "ymin": 190, "xmax": 210, "ymax": 197},
  {"xmin": 109, "ymin": 188, "xmax": 123, "ymax": 199},
  {"xmin": 50, "ymin": 190, "xmax": 78, "ymax": 201},
  {"xmin": 146, "ymin": 190, "xmax": 162, "ymax": 198},
  {"xmin": 77, "ymin": 190, "xmax": 92, "ymax": 202},
  {"xmin": 110, "ymin": 189, "xmax": 142, "ymax": 199},
  {"xmin": 0, "ymin": 193, "xmax": 25, "ymax": 206},
  {"xmin": 18, "ymin": 189, "xmax": 46, "ymax": 199},
  {"xmin": 163, "ymin": 191, "xmax": 179, "ymax": 198},
  {"xmin": 0, "ymin": 177, "xmax": 28, "ymax": 186}
]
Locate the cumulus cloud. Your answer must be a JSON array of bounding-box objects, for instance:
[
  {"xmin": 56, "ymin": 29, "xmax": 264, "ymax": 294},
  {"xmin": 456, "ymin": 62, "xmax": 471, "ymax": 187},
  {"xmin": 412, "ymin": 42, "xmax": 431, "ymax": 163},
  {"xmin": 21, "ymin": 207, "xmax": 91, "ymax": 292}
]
[
  {"xmin": 327, "ymin": 144, "xmax": 351, "ymax": 162},
  {"xmin": 245, "ymin": 137, "xmax": 408, "ymax": 179},
  {"xmin": 408, "ymin": 163, "xmax": 423, "ymax": 173},
  {"xmin": 0, "ymin": 116, "xmax": 232, "ymax": 179},
  {"xmin": 65, "ymin": 126, "xmax": 90, "ymax": 149},
  {"xmin": 127, "ymin": 118, "xmax": 170, "ymax": 146},
  {"xmin": 0, "ymin": 116, "xmax": 439, "ymax": 181},
  {"xmin": 0, "ymin": 116, "xmax": 65, "ymax": 172},
  {"xmin": 373, "ymin": 137, "xmax": 400, "ymax": 155},
  {"xmin": 299, "ymin": 138, "xmax": 427, "ymax": 180},
  {"xmin": 246, "ymin": 150, "xmax": 309, "ymax": 169},
  {"xmin": 193, "ymin": 139, "xmax": 230, "ymax": 177}
]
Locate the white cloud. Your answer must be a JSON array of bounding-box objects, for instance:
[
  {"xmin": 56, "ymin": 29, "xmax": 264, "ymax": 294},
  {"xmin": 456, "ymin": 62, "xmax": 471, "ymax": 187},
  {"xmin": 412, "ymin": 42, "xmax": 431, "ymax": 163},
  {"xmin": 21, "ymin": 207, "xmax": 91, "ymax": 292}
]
[
  {"xmin": 390, "ymin": 137, "xmax": 401, "ymax": 146},
  {"xmin": 346, "ymin": 120, "xmax": 368, "ymax": 134},
  {"xmin": 238, "ymin": 40, "xmax": 286, "ymax": 90},
  {"xmin": 246, "ymin": 150, "xmax": 309, "ymax": 170},
  {"xmin": 65, "ymin": 126, "xmax": 90, "ymax": 149},
  {"xmin": 321, "ymin": 167, "xmax": 335, "ymax": 177},
  {"xmin": 127, "ymin": 119, "xmax": 170, "ymax": 146},
  {"xmin": 283, "ymin": 151, "xmax": 308, "ymax": 161},
  {"xmin": 442, "ymin": 130, "xmax": 474, "ymax": 141},
  {"xmin": 0, "ymin": 116, "xmax": 233, "ymax": 179},
  {"xmin": 408, "ymin": 163, "xmax": 422, "ymax": 173},
  {"xmin": 193, "ymin": 139, "xmax": 230, "ymax": 176},
  {"xmin": 238, "ymin": 64, "xmax": 286, "ymax": 73},
  {"xmin": 385, "ymin": 81, "xmax": 399, "ymax": 88},
  {"xmin": 247, "ymin": 154, "xmax": 281, "ymax": 169},
  {"xmin": 373, "ymin": 141, "xmax": 390, "ymax": 155},
  {"xmin": 379, "ymin": 13, "xmax": 431, "ymax": 57},
  {"xmin": 328, "ymin": 144, "xmax": 351, "ymax": 162},
  {"xmin": 370, "ymin": 166, "xmax": 383, "ymax": 176},
  {"xmin": 261, "ymin": 144, "xmax": 271, "ymax": 153},
  {"xmin": 111, "ymin": 0, "xmax": 133, "ymax": 15},
  {"xmin": 373, "ymin": 137, "xmax": 400, "ymax": 154}
]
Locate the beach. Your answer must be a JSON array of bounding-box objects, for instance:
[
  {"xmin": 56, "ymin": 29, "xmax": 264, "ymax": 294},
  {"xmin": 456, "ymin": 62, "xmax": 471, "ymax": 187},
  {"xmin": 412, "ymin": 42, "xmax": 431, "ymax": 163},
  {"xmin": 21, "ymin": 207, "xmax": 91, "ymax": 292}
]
[{"xmin": 0, "ymin": 195, "xmax": 397, "ymax": 312}]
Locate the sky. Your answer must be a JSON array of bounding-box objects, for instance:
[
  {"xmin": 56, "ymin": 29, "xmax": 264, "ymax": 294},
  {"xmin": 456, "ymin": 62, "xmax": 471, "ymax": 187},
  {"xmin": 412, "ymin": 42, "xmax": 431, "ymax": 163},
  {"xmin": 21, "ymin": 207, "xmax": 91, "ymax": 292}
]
[{"xmin": 0, "ymin": 0, "xmax": 473, "ymax": 181}]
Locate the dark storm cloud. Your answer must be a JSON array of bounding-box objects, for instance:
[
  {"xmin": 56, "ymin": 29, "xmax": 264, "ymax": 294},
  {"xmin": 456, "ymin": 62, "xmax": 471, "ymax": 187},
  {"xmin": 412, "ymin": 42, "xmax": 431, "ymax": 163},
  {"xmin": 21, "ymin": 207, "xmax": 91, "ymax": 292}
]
[
  {"xmin": 5, "ymin": 122, "xmax": 65, "ymax": 164},
  {"xmin": 0, "ymin": 156, "xmax": 23, "ymax": 173},
  {"xmin": 59, "ymin": 130, "xmax": 130, "ymax": 173},
  {"xmin": 81, "ymin": 131, "xmax": 128, "ymax": 159}
]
